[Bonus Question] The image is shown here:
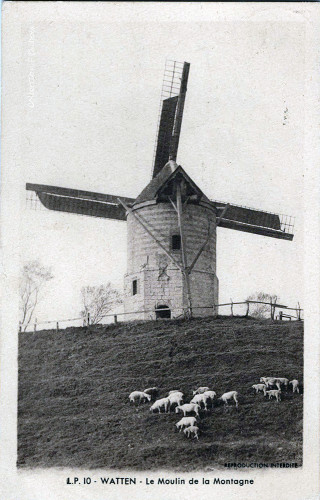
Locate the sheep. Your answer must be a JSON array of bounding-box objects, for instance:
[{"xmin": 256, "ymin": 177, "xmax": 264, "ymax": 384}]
[
  {"xmin": 260, "ymin": 377, "xmax": 276, "ymax": 384},
  {"xmin": 275, "ymin": 378, "xmax": 289, "ymax": 389},
  {"xmin": 129, "ymin": 391, "xmax": 151, "ymax": 404},
  {"xmin": 252, "ymin": 384, "xmax": 267, "ymax": 394},
  {"xmin": 203, "ymin": 390, "xmax": 216, "ymax": 401},
  {"xmin": 175, "ymin": 403, "xmax": 200, "ymax": 417},
  {"xmin": 219, "ymin": 391, "xmax": 239, "ymax": 407},
  {"xmin": 192, "ymin": 386, "xmax": 210, "ymax": 396},
  {"xmin": 168, "ymin": 390, "xmax": 183, "ymax": 396},
  {"xmin": 175, "ymin": 416, "xmax": 197, "ymax": 432},
  {"xmin": 262, "ymin": 377, "xmax": 281, "ymax": 390},
  {"xmin": 167, "ymin": 392, "xmax": 184, "ymax": 411},
  {"xmin": 144, "ymin": 387, "xmax": 159, "ymax": 400},
  {"xmin": 266, "ymin": 378, "xmax": 289, "ymax": 391},
  {"xmin": 150, "ymin": 397, "xmax": 170, "ymax": 413},
  {"xmin": 168, "ymin": 391, "xmax": 184, "ymax": 399},
  {"xmin": 183, "ymin": 425, "xmax": 200, "ymax": 440},
  {"xmin": 190, "ymin": 393, "xmax": 209, "ymax": 410},
  {"xmin": 289, "ymin": 379, "xmax": 300, "ymax": 393},
  {"xmin": 265, "ymin": 389, "xmax": 281, "ymax": 402}
]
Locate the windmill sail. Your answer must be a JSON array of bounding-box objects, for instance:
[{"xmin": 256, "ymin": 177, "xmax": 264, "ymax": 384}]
[
  {"xmin": 26, "ymin": 183, "xmax": 135, "ymax": 221},
  {"xmin": 152, "ymin": 60, "xmax": 190, "ymax": 178},
  {"xmin": 212, "ymin": 200, "xmax": 294, "ymax": 240}
]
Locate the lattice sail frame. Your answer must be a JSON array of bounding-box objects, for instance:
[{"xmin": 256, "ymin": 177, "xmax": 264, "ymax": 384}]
[{"xmin": 152, "ymin": 60, "xmax": 190, "ymax": 178}]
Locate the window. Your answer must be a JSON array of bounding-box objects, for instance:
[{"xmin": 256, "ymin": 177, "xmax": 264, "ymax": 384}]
[
  {"xmin": 132, "ymin": 279, "xmax": 137, "ymax": 296},
  {"xmin": 171, "ymin": 234, "xmax": 181, "ymax": 250}
]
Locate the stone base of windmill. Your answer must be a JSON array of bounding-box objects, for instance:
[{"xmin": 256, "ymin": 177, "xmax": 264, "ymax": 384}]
[{"xmin": 123, "ymin": 269, "xmax": 219, "ymax": 321}]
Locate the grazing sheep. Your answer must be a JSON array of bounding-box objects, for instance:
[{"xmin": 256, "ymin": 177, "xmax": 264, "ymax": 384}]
[
  {"xmin": 150, "ymin": 397, "xmax": 170, "ymax": 413},
  {"xmin": 219, "ymin": 391, "xmax": 239, "ymax": 407},
  {"xmin": 168, "ymin": 390, "xmax": 183, "ymax": 396},
  {"xmin": 144, "ymin": 387, "xmax": 159, "ymax": 400},
  {"xmin": 175, "ymin": 416, "xmax": 197, "ymax": 432},
  {"xmin": 129, "ymin": 391, "xmax": 151, "ymax": 404},
  {"xmin": 265, "ymin": 389, "xmax": 281, "ymax": 402},
  {"xmin": 252, "ymin": 384, "xmax": 267, "ymax": 394},
  {"xmin": 275, "ymin": 378, "xmax": 289, "ymax": 389},
  {"xmin": 262, "ymin": 378, "xmax": 281, "ymax": 390},
  {"xmin": 168, "ymin": 392, "xmax": 184, "ymax": 411},
  {"xmin": 203, "ymin": 390, "xmax": 216, "ymax": 401},
  {"xmin": 175, "ymin": 403, "xmax": 200, "ymax": 417},
  {"xmin": 289, "ymin": 379, "xmax": 300, "ymax": 393},
  {"xmin": 168, "ymin": 391, "xmax": 184, "ymax": 399},
  {"xmin": 260, "ymin": 377, "xmax": 276, "ymax": 384},
  {"xmin": 183, "ymin": 425, "xmax": 199, "ymax": 440},
  {"xmin": 190, "ymin": 393, "xmax": 209, "ymax": 410},
  {"xmin": 192, "ymin": 386, "xmax": 210, "ymax": 396}
]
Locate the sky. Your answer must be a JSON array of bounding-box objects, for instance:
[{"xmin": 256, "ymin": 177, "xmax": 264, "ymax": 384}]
[{"xmin": 18, "ymin": 10, "xmax": 305, "ymax": 326}]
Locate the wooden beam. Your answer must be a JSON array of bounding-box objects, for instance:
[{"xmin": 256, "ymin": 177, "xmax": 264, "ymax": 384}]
[
  {"xmin": 216, "ymin": 203, "xmax": 230, "ymax": 226},
  {"xmin": 188, "ymin": 222, "xmax": 211, "ymax": 274},
  {"xmin": 118, "ymin": 199, "xmax": 183, "ymax": 271},
  {"xmin": 176, "ymin": 183, "xmax": 192, "ymax": 317}
]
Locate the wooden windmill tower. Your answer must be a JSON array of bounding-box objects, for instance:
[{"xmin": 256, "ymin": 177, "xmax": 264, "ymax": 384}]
[{"xmin": 26, "ymin": 60, "xmax": 294, "ymax": 320}]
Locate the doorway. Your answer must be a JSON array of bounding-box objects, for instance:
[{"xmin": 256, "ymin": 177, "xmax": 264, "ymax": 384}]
[{"xmin": 155, "ymin": 305, "xmax": 171, "ymax": 319}]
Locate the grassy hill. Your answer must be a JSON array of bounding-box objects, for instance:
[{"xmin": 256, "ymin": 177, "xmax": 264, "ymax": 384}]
[{"xmin": 18, "ymin": 316, "xmax": 303, "ymax": 470}]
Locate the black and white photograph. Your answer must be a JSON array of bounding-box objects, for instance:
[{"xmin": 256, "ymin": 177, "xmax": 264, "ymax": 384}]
[{"xmin": 1, "ymin": 2, "xmax": 319, "ymax": 500}]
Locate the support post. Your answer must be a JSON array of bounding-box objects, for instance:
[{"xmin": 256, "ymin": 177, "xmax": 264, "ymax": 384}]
[
  {"xmin": 230, "ymin": 299, "xmax": 233, "ymax": 317},
  {"xmin": 19, "ymin": 323, "xmax": 22, "ymax": 334},
  {"xmin": 118, "ymin": 199, "xmax": 183, "ymax": 271},
  {"xmin": 114, "ymin": 315, "xmax": 118, "ymax": 324},
  {"xmin": 56, "ymin": 322, "xmax": 59, "ymax": 333},
  {"xmin": 87, "ymin": 312, "xmax": 90, "ymax": 326},
  {"xmin": 297, "ymin": 302, "xmax": 301, "ymax": 321},
  {"xmin": 245, "ymin": 301, "xmax": 250, "ymax": 317},
  {"xmin": 176, "ymin": 182, "xmax": 192, "ymax": 318},
  {"xmin": 33, "ymin": 319, "xmax": 37, "ymax": 333},
  {"xmin": 279, "ymin": 311, "xmax": 283, "ymax": 321}
]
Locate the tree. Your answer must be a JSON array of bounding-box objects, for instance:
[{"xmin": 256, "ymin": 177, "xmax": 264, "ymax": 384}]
[
  {"xmin": 246, "ymin": 292, "xmax": 279, "ymax": 319},
  {"xmin": 80, "ymin": 283, "xmax": 122, "ymax": 325},
  {"xmin": 20, "ymin": 260, "xmax": 54, "ymax": 332}
]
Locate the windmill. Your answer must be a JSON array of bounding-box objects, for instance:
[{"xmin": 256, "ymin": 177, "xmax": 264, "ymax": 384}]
[{"xmin": 26, "ymin": 60, "xmax": 294, "ymax": 320}]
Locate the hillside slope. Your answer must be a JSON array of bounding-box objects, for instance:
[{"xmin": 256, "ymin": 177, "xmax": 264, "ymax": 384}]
[{"xmin": 18, "ymin": 316, "xmax": 303, "ymax": 470}]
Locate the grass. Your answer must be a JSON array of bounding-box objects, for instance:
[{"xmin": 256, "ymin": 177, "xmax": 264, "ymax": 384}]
[{"xmin": 17, "ymin": 316, "xmax": 303, "ymax": 470}]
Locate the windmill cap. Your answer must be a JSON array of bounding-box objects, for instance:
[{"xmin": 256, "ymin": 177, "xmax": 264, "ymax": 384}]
[{"xmin": 133, "ymin": 161, "xmax": 209, "ymax": 205}]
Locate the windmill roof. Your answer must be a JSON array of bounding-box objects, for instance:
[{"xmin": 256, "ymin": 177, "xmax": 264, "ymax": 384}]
[{"xmin": 134, "ymin": 161, "xmax": 210, "ymax": 205}]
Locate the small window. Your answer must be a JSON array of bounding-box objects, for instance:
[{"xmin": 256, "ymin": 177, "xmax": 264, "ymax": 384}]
[
  {"xmin": 171, "ymin": 234, "xmax": 181, "ymax": 250},
  {"xmin": 132, "ymin": 279, "xmax": 137, "ymax": 295}
]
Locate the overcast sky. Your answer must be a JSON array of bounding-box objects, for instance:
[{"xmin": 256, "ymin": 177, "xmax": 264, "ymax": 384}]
[{"xmin": 18, "ymin": 8, "xmax": 305, "ymax": 325}]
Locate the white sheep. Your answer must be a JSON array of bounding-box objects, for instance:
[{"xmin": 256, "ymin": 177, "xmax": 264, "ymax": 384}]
[
  {"xmin": 175, "ymin": 403, "xmax": 200, "ymax": 417},
  {"xmin": 289, "ymin": 379, "xmax": 300, "ymax": 393},
  {"xmin": 265, "ymin": 389, "xmax": 281, "ymax": 402},
  {"xmin": 219, "ymin": 391, "xmax": 238, "ymax": 407},
  {"xmin": 260, "ymin": 377, "xmax": 276, "ymax": 384},
  {"xmin": 144, "ymin": 387, "xmax": 159, "ymax": 399},
  {"xmin": 262, "ymin": 377, "xmax": 281, "ymax": 390},
  {"xmin": 168, "ymin": 392, "xmax": 184, "ymax": 411},
  {"xmin": 190, "ymin": 393, "xmax": 209, "ymax": 410},
  {"xmin": 175, "ymin": 416, "xmax": 197, "ymax": 432},
  {"xmin": 129, "ymin": 391, "xmax": 151, "ymax": 404},
  {"xmin": 192, "ymin": 386, "xmax": 210, "ymax": 396},
  {"xmin": 183, "ymin": 425, "xmax": 199, "ymax": 440},
  {"xmin": 252, "ymin": 384, "xmax": 267, "ymax": 394},
  {"xmin": 150, "ymin": 397, "xmax": 170, "ymax": 413},
  {"xmin": 275, "ymin": 378, "xmax": 289, "ymax": 389},
  {"xmin": 203, "ymin": 390, "xmax": 216, "ymax": 401},
  {"xmin": 168, "ymin": 390, "xmax": 183, "ymax": 396}
]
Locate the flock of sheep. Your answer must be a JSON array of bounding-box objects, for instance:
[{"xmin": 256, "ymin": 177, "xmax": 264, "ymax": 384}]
[
  {"xmin": 129, "ymin": 386, "xmax": 238, "ymax": 441},
  {"xmin": 252, "ymin": 377, "xmax": 300, "ymax": 402},
  {"xmin": 129, "ymin": 377, "xmax": 301, "ymax": 440}
]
